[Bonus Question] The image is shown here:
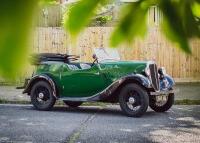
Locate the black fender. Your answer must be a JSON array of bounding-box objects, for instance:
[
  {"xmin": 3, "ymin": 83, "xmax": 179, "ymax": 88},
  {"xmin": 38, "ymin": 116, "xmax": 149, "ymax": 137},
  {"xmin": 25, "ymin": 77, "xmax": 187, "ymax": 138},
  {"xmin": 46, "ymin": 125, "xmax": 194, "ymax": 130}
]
[
  {"xmin": 96, "ymin": 74, "xmax": 151, "ymax": 101},
  {"xmin": 23, "ymin": 74, "xmax": 57, "ymax": 98},
  {"xmin": 121, "ymin": 74, "xmax": 151, "ymax": 89}
]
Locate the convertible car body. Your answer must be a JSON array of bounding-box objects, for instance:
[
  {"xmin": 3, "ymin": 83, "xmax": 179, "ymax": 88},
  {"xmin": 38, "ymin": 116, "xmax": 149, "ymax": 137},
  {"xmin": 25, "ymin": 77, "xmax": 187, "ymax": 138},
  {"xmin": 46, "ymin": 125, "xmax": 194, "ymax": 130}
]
[{"xmin": 22, "ymin": 48, "xmax": 175, "ymax": 117}]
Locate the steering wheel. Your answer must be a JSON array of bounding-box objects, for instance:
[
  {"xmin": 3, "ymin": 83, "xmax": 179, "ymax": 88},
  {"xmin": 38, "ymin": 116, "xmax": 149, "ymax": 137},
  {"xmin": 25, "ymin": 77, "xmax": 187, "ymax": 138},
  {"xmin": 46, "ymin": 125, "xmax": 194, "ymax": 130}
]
[{"xmin": 91, "ymin": 54, "xmax": 98, "ymax": 66}]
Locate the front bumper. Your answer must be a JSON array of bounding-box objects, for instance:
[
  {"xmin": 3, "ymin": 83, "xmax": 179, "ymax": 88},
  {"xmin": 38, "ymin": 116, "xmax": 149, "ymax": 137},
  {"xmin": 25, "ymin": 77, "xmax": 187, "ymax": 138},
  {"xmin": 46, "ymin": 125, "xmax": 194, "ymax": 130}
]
[{"xmin": 150, "ymin": 90, "xmax": 174, "ymax": 96}]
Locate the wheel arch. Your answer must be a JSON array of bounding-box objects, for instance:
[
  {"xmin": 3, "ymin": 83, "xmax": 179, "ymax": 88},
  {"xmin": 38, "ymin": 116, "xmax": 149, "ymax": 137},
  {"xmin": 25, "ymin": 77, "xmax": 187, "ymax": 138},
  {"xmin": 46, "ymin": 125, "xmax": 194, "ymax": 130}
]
[
  {"xmin": 101, "ymin": 74, "xmax": 151, "ymax": 102},
  {"xmin": 119, "ymin": 79, "xmax": 148, "ymax": 91},
  {"xmin": 23, "ymin": 74, "xmax": 58, "ymax": 98}
]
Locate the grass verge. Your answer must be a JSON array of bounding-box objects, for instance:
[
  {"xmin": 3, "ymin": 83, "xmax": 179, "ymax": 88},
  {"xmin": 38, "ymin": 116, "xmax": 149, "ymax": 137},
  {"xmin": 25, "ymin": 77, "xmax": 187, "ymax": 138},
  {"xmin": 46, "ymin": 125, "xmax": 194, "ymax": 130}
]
[
  {"xmin": 0, "ymin": 99, "xmax": 30, "ymax": 104},
  {"xmin": 0, "ymin": 99, "xmax": 109, "ymax": 107},
  {"xmin": 1, "ymin": 99, "xmax": 200, "ymax": 105},
  {"xmin": 175, "ymin": 99, "xmax": 200, "ymax": 105}
]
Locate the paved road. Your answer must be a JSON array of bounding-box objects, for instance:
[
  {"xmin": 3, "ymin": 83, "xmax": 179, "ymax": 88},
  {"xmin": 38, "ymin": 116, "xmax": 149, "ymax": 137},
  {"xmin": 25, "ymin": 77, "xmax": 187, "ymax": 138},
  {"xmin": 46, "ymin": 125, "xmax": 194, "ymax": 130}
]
[{"xmin": 0, "ymin": 104, "xmax": 200, "ymax": 143}]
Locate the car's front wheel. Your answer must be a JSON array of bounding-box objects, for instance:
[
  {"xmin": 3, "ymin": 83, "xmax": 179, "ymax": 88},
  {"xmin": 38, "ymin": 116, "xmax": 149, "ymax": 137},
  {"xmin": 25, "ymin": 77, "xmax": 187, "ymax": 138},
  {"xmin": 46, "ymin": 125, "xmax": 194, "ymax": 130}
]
[
  {"xmin": 30, "ymin": 81, "xmax": 56, "ymax": 111},
  {"xmin": 119, "ymin": 83, "xmax": 149, "ymax": 117},
  {"xmin": 63, "ymin": 101, "xmax": 82, "ymax": 108},
  {"xmin": 149, "ymin": 93, "xmax": 174, "ymax": 112}
]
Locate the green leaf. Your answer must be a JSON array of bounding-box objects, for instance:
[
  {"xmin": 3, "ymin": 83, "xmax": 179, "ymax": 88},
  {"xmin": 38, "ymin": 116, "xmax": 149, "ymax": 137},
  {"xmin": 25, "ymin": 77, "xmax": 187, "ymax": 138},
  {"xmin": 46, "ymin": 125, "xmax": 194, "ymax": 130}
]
[
  {"xmin": 181, "ymin": 1, "xmax": 200, "ymax": 38},
  {"xmin": 159, "ymin": 0, "xmax": 191, "ymax": 54},
  {"xmin": 192, "ymin": 2, "xmax": 200, "ymax": 17},
  {"xmin": 110, "ymin": 1, "xmax": 149, "ymax": 47},
  {"xmin": 64, "ymin": 0, "xmax": 107, "ymax": 36},
  {"xmin": 0, "ymin": 0, "xmax": 38, "ymax": 78}
]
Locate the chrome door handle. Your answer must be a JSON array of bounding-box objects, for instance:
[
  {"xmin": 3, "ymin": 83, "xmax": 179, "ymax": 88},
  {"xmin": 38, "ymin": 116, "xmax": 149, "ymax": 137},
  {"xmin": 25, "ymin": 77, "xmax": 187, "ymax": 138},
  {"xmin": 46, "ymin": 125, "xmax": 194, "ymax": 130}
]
[{"xmin": 94, "ymin": 72, "xmax": 100, "ymax": 75}]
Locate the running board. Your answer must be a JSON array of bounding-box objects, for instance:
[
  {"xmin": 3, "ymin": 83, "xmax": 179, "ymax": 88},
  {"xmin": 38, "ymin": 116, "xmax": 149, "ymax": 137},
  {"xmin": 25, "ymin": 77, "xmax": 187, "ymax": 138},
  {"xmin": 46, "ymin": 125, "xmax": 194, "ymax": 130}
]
[{"xmin": 58, "ymin": 94, "xmax": 101, "ymax": 102}]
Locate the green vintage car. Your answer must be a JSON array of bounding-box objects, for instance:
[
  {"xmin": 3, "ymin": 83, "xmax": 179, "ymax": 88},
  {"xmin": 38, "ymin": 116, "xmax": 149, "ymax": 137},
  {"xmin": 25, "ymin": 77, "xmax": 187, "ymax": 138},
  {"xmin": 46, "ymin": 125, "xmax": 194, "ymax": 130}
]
[{"xmin": 22, "ymin": 48, "xmax": 175, "ymax": 117}]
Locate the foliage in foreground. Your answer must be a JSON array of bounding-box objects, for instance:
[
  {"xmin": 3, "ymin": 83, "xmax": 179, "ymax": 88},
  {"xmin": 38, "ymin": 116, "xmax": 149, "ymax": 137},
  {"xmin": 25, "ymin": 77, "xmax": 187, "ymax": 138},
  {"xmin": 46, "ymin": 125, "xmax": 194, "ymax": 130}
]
[
  {"xmin": 0, "ymin": 0, "xmax": 200, "ymax": 79},
  {"xmin": 65, "ymin": 0, "xmax": 200, "ymax": 53},
  {"xmin": 0, "ymin": 0, "xmax": 38, "ymax": 79}
]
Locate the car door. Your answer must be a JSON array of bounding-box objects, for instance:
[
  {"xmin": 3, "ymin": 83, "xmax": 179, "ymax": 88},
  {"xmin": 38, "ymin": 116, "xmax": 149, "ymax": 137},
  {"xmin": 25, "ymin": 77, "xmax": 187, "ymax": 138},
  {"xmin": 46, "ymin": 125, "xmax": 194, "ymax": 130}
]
[{"xmin": 60, "ymin": 64, "xmax": 109, "ymax": 97}]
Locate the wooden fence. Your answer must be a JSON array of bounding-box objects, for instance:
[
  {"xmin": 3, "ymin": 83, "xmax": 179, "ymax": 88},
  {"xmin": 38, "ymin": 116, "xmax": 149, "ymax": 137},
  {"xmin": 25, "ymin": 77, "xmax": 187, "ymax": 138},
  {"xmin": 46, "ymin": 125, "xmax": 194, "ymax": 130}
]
[
  {"xmin": 32, "ymin": 27, "xmax": 200, "ymax": 82},
  {"xmin": 36, "ymin": 5, "xmax": 63, "ymax": 27},
  {"xmin": 35, "ymin": 4, "xmax": 161, "ymax": 27}
]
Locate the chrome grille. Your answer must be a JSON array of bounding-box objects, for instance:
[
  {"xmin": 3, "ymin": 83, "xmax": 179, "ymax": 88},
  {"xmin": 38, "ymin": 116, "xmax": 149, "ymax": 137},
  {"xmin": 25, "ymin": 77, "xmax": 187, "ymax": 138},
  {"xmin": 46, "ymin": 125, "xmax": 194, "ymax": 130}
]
[{"xmin": 149, "ymin": 64, "xmax": 160, "ymax": 91}]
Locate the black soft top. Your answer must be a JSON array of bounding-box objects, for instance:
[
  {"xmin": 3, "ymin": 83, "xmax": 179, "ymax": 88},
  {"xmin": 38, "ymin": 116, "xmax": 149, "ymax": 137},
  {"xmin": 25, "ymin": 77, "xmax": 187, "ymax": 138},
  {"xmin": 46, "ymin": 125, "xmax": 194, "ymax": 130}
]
[{"xmin": 30, "ymin": 53, "xmax": 79, "ymax": 65}]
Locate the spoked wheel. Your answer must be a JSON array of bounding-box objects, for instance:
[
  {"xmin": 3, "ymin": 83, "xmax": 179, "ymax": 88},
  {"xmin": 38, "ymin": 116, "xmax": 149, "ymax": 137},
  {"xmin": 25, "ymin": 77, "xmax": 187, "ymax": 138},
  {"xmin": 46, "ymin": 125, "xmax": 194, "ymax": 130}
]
[
  {"xmin": 119, "ymin": 83, "xmax": 149, "ymax": 117},
  {"xmin": 63, "ymin": 101, "xmax": 82, "ymax": 108},
  {"xmin": 30, "ymin": 81, "xmax": 56, "ymax": 111},
  {"xmin": 149, "ymin": 93, "xmax": 174, "ymax": 112}
]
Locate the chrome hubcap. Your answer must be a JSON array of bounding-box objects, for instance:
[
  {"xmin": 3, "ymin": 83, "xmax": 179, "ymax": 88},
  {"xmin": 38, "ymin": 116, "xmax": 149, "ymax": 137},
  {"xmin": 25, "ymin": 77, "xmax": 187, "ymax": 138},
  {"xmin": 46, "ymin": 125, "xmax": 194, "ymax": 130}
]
[
  {"xmin": 126, "ymin": 91, "xmax": 141, "ymax": 111},
  {"xmin": 38, "ymin": 93, "xmax": 44, "ymax": 99},
  {"xmin": 128, "ymin": 97, "xmax": 135, "ymax": 104}
]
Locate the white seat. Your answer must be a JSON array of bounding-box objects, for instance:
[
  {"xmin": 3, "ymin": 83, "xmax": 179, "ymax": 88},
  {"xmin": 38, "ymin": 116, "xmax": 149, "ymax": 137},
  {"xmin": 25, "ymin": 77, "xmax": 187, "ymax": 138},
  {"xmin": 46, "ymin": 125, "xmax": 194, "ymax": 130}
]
[
  {"xmin": 80, "ymin": 63, "xmax": 91, "ymax": 70},
  {"xmin": 68, "ymin": 64, "xmax": 79, "ymax": 70}
]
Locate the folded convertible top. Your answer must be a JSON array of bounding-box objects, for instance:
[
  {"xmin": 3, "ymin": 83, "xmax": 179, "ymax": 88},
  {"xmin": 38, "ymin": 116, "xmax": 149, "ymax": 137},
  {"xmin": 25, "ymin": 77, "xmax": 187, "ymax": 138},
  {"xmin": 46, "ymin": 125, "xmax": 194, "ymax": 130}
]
[{"xmin": 30, "ymin": 53, "xmax": 79, "ymax": 65}]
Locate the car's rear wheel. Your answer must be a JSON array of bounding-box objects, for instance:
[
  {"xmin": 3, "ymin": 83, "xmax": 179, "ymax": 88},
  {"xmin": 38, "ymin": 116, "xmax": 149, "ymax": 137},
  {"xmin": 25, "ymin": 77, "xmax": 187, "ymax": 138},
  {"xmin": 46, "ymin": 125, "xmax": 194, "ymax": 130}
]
[
  {"xmin": 63, "ymin": 101, "xmax": 82, "ymax": 108},
  {"xmin": 30, "ymin": 81, "xmax": 56, "ymax": 111},
  {"xmin": 149, "ymin": 93, "xmax": 174, "ymax": 112},
  {"xmin": 119, "ymin": 83, "xmax": 149, "ymax": 117}
]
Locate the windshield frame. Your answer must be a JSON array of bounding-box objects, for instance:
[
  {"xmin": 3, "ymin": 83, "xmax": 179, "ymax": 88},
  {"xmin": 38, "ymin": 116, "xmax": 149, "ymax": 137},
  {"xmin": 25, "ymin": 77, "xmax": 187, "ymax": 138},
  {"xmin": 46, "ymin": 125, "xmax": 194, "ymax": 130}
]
[{"xmin": 94, "ymin": 48, "xmax": 121, "ymax": 63}]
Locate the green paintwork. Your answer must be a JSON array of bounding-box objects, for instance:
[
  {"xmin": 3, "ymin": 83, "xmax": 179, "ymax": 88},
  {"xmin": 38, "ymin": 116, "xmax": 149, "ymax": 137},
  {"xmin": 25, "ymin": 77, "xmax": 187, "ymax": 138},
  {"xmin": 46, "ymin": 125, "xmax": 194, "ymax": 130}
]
[{"xmin": 34, "ymin": 60, "xmax": 148, "ymax": 97}]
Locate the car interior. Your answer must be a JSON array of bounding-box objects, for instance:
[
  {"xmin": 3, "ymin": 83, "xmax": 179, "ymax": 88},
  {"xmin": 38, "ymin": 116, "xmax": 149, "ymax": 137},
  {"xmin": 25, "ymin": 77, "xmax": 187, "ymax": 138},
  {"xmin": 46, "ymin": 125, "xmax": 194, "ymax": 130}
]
[
  {"xmin": 31, "ymin": 53, "xmax": 98, "ymax": 71},
  {"xmin": 67, "ymin": 63, "xmax": 92, "ymax": 70}
]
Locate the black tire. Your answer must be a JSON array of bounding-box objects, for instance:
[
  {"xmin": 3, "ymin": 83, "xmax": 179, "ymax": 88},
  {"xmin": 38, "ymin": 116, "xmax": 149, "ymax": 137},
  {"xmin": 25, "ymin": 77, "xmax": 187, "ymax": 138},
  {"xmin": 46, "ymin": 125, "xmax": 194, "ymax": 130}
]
[
  {"xmin": 149, "ymin": 93, "xmax": 174, "ymax": 112},
  {"xmin": 30, "ymin": 81, "xmax": 56, "ymax": 111},
  {"xmin": 119, "ymin": 83, "xmax": 149, "ymax": 117},
  {"xmin": 63, "ymin": 101, "xmax": 82, "ymax": 108}
]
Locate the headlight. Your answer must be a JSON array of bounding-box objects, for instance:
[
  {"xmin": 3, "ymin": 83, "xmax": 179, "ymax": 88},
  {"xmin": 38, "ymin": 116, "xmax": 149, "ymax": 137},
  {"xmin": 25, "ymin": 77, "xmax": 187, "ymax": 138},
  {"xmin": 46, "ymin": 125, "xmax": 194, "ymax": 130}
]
[{"xmin": 145, "ymin": 66, "xmax": 151, "ymax": 76}]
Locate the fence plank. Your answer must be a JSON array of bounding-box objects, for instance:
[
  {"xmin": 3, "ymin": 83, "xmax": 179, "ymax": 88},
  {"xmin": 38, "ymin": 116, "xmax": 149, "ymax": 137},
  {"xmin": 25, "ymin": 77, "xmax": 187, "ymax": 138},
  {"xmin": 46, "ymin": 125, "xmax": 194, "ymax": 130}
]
[{"xmin": 31, "ymin": 27, "xmax": 200, "ymax": 81}]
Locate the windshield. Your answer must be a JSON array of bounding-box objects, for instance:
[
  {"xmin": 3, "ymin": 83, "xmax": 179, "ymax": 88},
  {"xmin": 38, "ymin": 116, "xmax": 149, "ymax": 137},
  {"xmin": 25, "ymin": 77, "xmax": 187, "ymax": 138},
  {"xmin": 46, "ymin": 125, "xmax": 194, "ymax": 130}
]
[{"xmin": 94, "ymin": 48, "xmax": 121, "ymax": 62}]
